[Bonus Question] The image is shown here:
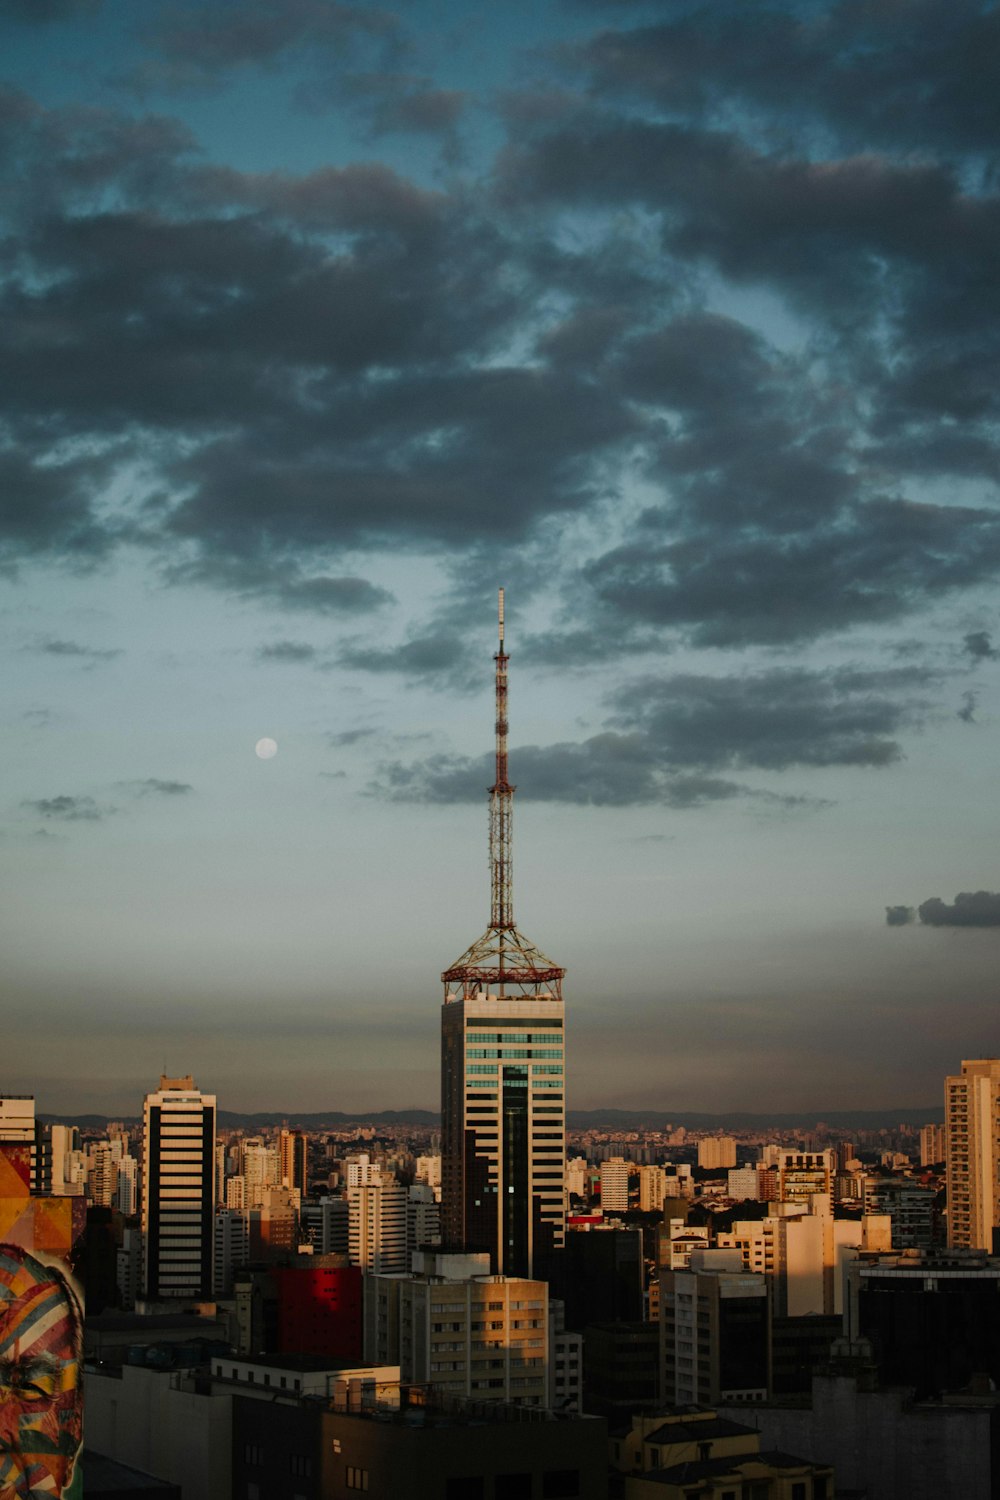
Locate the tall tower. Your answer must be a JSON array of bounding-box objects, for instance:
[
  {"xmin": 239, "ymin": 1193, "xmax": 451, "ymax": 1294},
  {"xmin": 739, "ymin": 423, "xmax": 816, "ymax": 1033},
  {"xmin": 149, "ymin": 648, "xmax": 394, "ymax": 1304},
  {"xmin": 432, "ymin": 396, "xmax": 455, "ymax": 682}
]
[
  {"xmin": 141, "ymin": 1074, "xmax": 216, "ymax": 1300},
  {"xmin": 945, "ymin": 1058, "xmax": 1000, "ymax": 1250},
  {"xmin": 441, "ymin": 591, "xmax": 566, "ymax": 1277}
]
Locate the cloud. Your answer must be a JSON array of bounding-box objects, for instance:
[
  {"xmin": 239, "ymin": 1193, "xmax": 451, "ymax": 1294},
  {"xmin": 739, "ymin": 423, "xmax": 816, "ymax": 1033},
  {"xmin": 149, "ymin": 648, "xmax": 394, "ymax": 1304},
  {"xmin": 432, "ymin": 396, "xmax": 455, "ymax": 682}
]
[
  {"xmin": 918, "ymin": 891, "xmax": 1000, "ymax": 927},
  {"xmin": 326, "ymin": 727, "xmax": 378, "ymax": 747},
  {"xmin": 129, "ymin": 779, "xmax": 194, "ymax": 797},
  {"xmin": 22, "ymin": 794, "xmax": 110, "ymax": 821},
  {"xmin": 256, "ymin": 640, "xmax": 319, "ymax": 663},
  {"xmin": 339, "ymin": 629, "xmax": 479, "ymax": 689},
  {"xmin": 963, "ymin": 630, "xmax": 998, "ymax": 661},
  {"xmin": 371, "ymin": 663, "xmax": 932, "ymax": 806},
  {"xmin": 886, "ymin": 905, "xmax": 915, "ymax": 926},
  {"xmin": 27, "ymin": 637, "xmax": 122, "ymax": 662},
  {"xmin": 607, "ymin": 666, "xmax": 933, "ymax": 771},
  {"xmin": 0, "ymin": 0, "xmax": 100, "ymax": 19},
  {"xmin": 958, "ymin": 690, "xmax": 978, "ymax": 723}
]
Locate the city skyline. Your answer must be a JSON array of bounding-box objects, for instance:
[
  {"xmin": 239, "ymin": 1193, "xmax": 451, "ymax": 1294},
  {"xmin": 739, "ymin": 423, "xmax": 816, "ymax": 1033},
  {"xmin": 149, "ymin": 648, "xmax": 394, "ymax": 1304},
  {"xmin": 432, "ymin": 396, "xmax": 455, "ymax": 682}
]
[{"xmin": 3, "ymin": 1, "xmax": 1000, "ymax": 1116}]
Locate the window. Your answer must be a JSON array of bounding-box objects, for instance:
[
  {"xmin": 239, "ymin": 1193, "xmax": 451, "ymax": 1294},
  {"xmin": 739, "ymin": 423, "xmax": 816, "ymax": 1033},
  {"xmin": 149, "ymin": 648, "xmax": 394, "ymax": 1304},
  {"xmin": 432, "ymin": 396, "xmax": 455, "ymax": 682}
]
[
  {"xmin": 543, "ymin": 1472, "xmax": 580, "ymax": 1499},
  {"xmin": 496, "ymin": 1476, "xmax": 532, "ymax": 1500},
  {"xmin": 791, "ymin": 1486, "xmax": 807, "ymax": 1500},
  {"xmin": 243, "ymin": 1445, "xmax": 264, "ymax": 1466},
  {"xmin": 445, "ymin": 1480, "xmax": 484, "ymax": 1500},
  {"xmin": 247, "ymin": 1486, "xmax": 259, "ymax": 1500},
  {"xmin": 290, "ymin": 1454, "xmax": 312, "ymax": 1477},
  {"xmin": 346, "ymin": 1466, "xmax": 369, "ymax": 1491}
]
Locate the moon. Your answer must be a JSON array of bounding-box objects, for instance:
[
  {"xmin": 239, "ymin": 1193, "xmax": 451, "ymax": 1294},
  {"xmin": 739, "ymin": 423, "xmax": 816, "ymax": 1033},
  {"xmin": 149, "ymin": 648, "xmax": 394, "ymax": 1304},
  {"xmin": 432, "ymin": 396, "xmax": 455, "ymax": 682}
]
[{"xmin": 255, "ymin": 737, "xmax": 278, "ymax": 760}]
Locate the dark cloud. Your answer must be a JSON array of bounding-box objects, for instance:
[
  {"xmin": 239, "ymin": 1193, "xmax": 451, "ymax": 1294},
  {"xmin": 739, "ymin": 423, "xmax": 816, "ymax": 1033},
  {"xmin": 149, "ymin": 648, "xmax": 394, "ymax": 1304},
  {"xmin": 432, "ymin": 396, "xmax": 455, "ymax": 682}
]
[
  {"xmin": 918, "ymin": 891, "xmax": 1000, "ymax": 927},
  {"xmin": 23, "ymin": 794, "xmax": 110, "ymax": 821},
  {"xmin": 573, "ymin": 0, "xmax": 1000, "ymax": 158},
  {"xmin": 328, "ymin": 73, "xmax": 467, "ymax": 151},
  {"xmin": 129, "ymin": 779, "xmax": 194, "ymax": 797},
  {"xmin": 958, "ymin": 690, "xmax": 978, "ymax": 724},
  {"xmin": 963, "ymin": 630, "xmax": 998, "ymax": 661},
  {"xmin": 28, "ymin": 638, "xmax": 122, "ymax": 662},
  {"xmin": 607, "ymin": 666, "xmax": 934, "ymax": 771},
  {"xmin": 885, "ymin": 906, "xmax": 915, "ymax": 926},
  {"xmin": 134, "ymin": 0, "xmax": 401, "ymax": 93},
  {"xmin": 257, "ymin": 640, "xmax": 319, "ymax": 664},
  {"xmin": 327, "ymin": 727, "xmax": 378, "ymax": 747},
  {"xmin": 339, "ymin": 629, "xmax": 478, "ymax": 689},
  {"xmin": 162, "ymin": 558, "xmax": 393, "ymax": 615},
  {"xmin": 0, "ymin": 0, "xmax": 100, "ymax": 19},
  {"xmin": 372, "ymin": 663, "xmax": 931, "ymax": 806}
]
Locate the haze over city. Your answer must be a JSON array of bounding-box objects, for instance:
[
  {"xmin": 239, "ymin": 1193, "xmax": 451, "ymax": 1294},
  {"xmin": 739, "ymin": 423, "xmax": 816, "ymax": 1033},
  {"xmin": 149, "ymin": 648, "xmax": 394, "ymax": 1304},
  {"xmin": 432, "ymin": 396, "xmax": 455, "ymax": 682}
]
[{"xmin": 3, "ymin": 0, "xmax": 1000, "ymax": 1117}]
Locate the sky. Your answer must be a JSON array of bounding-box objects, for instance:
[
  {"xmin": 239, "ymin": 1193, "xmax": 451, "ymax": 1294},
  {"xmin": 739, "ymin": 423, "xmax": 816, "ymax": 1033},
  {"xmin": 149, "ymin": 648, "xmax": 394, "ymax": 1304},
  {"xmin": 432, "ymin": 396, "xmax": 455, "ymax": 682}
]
[{"xmin": 2, "ymin": 0, "xmax": 1000, "ymax": 1118}]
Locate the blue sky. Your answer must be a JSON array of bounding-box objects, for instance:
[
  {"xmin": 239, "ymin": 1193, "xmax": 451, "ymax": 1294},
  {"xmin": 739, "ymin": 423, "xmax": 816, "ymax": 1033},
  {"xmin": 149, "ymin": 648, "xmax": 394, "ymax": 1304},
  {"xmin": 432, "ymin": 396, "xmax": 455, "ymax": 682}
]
[{"xmin": 2, "ymin": 0, "xmax": 1000, "ymax": 1116}]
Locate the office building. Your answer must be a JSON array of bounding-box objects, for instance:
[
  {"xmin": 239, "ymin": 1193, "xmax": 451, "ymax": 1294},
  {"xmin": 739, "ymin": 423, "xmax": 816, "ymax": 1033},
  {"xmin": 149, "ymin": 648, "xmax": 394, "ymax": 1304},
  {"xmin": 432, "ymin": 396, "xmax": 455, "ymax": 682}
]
[
  {"xmin": 115, "ymin": 1153, "xmax": 138, "ymax": 1216},
  {"xmin": 213, "ymin": 1208, "xmax": 249, "ymax": 1296},
  {"xmin": 301, "ymin": 1195, "xmax": 349, "ymax": 1255},
  {"xmin": 862, "ymin": 1175, "xmax": 937, "ymax": 1248},
  {"xmin": 600, "ymin": 1157, "xmax": 631, "ymax": 1212},
  {"xmin": 50, "ymin": 1123, "xmax": 80, "ymax": 1196},
  {"xmin": 0, "ymin": 1094, "xmax": 49, "ymax": 1194},
  {"xmin": 727, "ymin": 1166, "xmax": 760, "ymax": 1201},
  {"xmin": 365, "ymin": 1250, "xmax": 549, "ymax": 1404},
  {"xmin": 661, "ymin": 1250, "xmax": 770, "ymax": 1405},
  {"xmin": 141, "ymin": 1074, "xmax": 216, "ymax": 1300},
  {"xmin": 441, "ymin": 593, "xmax": 566, "ymax": 1277},
  {"xmin": 945, "ymin": 1058, "xmax": 1000, "ymax": 1250}
]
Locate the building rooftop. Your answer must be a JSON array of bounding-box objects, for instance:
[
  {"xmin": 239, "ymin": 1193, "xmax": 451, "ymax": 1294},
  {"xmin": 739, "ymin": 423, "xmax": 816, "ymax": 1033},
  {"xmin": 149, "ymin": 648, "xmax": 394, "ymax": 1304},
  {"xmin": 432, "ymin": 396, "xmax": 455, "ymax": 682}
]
[
  {"xmin": 643, "ymin": 1416, "xmax": 758, "ymax": 1446},
  {"xmin": 81, "ymin": 1450, "xmax": 181, "ymax": 1495}
]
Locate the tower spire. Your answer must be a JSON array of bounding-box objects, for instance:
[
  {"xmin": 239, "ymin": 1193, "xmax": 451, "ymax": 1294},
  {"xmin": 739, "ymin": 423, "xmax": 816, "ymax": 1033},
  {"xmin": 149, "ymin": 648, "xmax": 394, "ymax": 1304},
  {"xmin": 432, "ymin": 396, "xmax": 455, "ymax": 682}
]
[
  {"xmin": 441, "ymin": 591, "xmax": 564, "ymax": 1001},
  {"xmin": 490, "ymin": 587, "xmax": 513, "ymax": 931}
]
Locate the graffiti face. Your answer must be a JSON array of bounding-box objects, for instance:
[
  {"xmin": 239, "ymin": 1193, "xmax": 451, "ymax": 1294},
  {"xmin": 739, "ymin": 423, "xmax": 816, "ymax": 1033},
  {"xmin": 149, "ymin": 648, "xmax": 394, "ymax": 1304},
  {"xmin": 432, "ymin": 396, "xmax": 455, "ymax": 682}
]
[{"xmin": 0, "ymin": 1246, "xmax": 82, "ymax": 1500}]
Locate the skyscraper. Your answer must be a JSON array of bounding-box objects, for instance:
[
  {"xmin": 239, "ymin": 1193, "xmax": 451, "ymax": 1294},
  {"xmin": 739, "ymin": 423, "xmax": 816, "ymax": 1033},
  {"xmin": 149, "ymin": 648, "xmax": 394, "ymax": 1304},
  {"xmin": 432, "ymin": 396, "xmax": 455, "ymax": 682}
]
[
  {"xmin": 141, "ymin": 1074, "xmax": 216, "ymax": 1300},
  {"xmin": 945, "ymin": 1058, "xmax": 1000, "ymax": 1250},
  {"xmin": 441, "ymin": 592, "xmax": 566, "ymax": 1278}
]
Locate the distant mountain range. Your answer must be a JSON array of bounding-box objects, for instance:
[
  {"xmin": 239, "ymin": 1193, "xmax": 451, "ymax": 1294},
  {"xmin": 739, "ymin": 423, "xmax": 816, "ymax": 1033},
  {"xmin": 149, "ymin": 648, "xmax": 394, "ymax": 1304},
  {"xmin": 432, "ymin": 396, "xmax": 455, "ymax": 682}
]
[{"xmin": 40, "ymin": 1105, "xmax": 943, "ymax": 1131}]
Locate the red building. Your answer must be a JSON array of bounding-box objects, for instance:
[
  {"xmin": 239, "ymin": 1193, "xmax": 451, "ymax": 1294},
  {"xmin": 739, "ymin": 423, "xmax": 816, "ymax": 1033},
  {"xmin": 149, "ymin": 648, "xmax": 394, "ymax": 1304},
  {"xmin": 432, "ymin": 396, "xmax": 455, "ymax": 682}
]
[{"xmin": 272, "ymin": 1260, "xmax": 363, "ymax": 1359}]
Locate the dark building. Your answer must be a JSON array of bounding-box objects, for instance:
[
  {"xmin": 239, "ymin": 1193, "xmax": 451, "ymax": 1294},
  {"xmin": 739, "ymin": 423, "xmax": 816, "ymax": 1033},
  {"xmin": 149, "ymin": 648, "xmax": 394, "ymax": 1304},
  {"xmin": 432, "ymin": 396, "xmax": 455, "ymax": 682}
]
[
  {"xmin": 551, "ymin": 1229, "xmax": 644, "ymax": 1332},
  {"xmin": 273, "ymin": 1261, "xmax": 363, "ymax": 1359},
  {"xmin": 232, "ymin": 1385, "xmax": 608, "ymax": 1500},
  {"xmin": 581, "ymin": 1321, "xmax": 659, "ymax": 1420},
  {"xmin": 847, "ymin": 1249, "xmax": 1000, "ymax": 1397},
  {"xmin": 141, "ymin": 1076, "xmax": 215, "ymax": 1301},
  {"xmin": 771, "ymin": 1314, "xmax": 841, "ymax": 1397}
]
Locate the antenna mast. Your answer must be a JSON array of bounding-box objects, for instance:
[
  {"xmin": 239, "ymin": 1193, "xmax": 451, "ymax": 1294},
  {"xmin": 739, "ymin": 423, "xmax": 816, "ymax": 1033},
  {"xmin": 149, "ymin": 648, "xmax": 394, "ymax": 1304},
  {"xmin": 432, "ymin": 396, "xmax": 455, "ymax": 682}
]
[
  {"xmin": 490, "ymin": 588, "xmax": 513, "ymax": 932},
  {"xmin": 441, "ymin": 590, "xmax": 565, "ymax": 1001}
]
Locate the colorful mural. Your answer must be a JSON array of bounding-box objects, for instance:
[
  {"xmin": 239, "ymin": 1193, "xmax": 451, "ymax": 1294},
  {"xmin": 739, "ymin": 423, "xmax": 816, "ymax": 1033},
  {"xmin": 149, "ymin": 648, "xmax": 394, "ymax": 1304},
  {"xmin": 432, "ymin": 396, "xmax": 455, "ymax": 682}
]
[{"xmin": 0, "ymin": 1143, "xmax": 84, "ymax": 1500}]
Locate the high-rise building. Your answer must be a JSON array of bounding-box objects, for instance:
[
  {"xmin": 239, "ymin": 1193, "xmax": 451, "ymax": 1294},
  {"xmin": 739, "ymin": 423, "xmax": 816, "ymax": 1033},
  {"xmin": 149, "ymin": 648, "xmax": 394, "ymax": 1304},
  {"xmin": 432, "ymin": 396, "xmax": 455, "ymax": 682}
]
[
  {"xmin": 920, "ymin": 1122, "xmax": 946, "ymax": 1166},
  {"xmin": 777, "ymin": 1150, "xmax": 835, "ymax": 1215},
  {"xmin": 347, "ymin": 1173, "xmax": 408, "ymax": 1273},
  {"xmin": 0, "ymin": 1095, "xmax": 47, "ymax": 1194},
  {"xmin": 945, "ymin": 1058, "xmax": 1000, "ymax": 1250},
  {"xmin": 279, "ymin": 1128, "xmax": 308, "ymax": 1194},
  {"xmin": 698, "ymin": 1137, "xmax": 737, "ymax": 1170},
  {"xmin": 661, "ymin": 1249, "xmax": 770, "ymax": 1405},
  {"xmin": 600, "ymin": 1157, "xmax": 631, "ymax": 1212},
  {"xmin": 141, "ymin": 1074, "xmax": 216, "ymax": 1300},
  {"xmin": 441, "ymin": 592, "xmax": 566, "ymax": 1278}
]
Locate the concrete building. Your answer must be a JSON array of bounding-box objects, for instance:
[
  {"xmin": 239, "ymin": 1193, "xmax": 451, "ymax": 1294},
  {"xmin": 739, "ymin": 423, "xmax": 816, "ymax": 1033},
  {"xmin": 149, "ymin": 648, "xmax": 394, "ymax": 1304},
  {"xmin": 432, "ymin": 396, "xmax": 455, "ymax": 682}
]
[
  {"xmin": 279, "ymin": 1128, "xmax": 308, "ymax": 1193},
  {"xmin": 365, "ymin": 1250, "xmax": 550, "ymax": 1405},
  {"xmin": 213, "ymin": 1207, "xmax": 249, "ymax": 1296},
  {"xmin": 698, "ymin": 1137, "xmax": 737, "ymax": 1170},
  {"xmin": 141, "ymin": 1074, "xmax": 216, "ymax": 1301},
  {"xmin": 407, "ymin": 1181, "xmax": 441, "ymax": 1256},
  {"xmin": 777, "ymin": 1150, "xmax": 835, "ymax": 1215},
  {"xmin": 637, "ymin": 1164, "xmax": 667, "ymax": 1212},
  {"xmin": 600, "ymin": 1156, "xmax": 632, "ymax": 1212},
  {"xmin": 50, "ymin": 1123, "xmax": 80, "ymax": 1196},
  {"xmin": 440, "ymin": 596, "xmax": 567, "ymax": 1279},
  {"xmin": 920, "ymin": 1121, "xmax": 946, "ymax": 1166},
  {"xmin": 945, "ymin": 1058, "xmax": 1000, "ymax": 1250},
  {"xmin": 115, "ymin": 1152, "xmax": 138, "ymax": 1216},
  {"xmin": 727, "ymin": 1166, "xmax": 760, "ymax": 1201},
  {"xmin": 0, "ymin": 1094, "xmax": 49, "ymax": 1193},
  {"xmin": 614, "ymin": 1408, "xmax": 834, "ymax": 1500},
  {"xmin": 231, "ymin": 1380, "xmax": 607, "ymax": 1500},
  {"xmin": 863, "ymin": 1176, "xmax": 937, "ymax": 1249},
  {"xmin": 719, "ymin": 1208, "xmax": 888, "ymax": 1318},
  {"xmin": 661, "ymin": 1249, "xmax": 770, "ymax": 1406},
  {"xmin": 301, "ymin": 1195, "xmax": 349, "ymax": 1255},
  {"xmin": 721, "ymin": 1346, "xmax": 1000, "ymax": 1500},
  {"xmin": 242, "ymin": 1138, "xmax": 281, "ymax": 1209},
  {"xmin": 348, "ymin": 1174, "xmax": 408, "ymax": 1274}
]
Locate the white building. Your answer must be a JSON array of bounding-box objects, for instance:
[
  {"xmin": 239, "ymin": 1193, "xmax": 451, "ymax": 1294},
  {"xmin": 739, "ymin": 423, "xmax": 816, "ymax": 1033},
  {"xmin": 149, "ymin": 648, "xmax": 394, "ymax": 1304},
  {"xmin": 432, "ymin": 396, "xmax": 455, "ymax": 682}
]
[
  {"xmin": 141, "ymin": 1074, "xmax": 216, "ymax": 1300},
  {"xmin": 348, "ymin": 1174, "xmax": 408, "ymax": 1274},
  {"xmin": 600, "ymin": 1157, "xmax": 631, "ymax": 1213},
  {"xmin": 946, "ymin": 1058, "xmax": 1000, "ymax": 1250}
]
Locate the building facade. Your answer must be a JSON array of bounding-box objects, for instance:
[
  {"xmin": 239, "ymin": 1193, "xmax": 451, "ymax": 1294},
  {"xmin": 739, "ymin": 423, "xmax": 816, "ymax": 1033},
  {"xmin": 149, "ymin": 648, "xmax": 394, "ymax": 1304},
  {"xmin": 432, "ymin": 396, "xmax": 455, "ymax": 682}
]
[
  {"xmin": 945, "ymin": 1058, "xmax": 1000, "ymax": 1251},
  {"xmin": 141, "ymin": 1074, "xmax": 216, "ymax": 1300}
]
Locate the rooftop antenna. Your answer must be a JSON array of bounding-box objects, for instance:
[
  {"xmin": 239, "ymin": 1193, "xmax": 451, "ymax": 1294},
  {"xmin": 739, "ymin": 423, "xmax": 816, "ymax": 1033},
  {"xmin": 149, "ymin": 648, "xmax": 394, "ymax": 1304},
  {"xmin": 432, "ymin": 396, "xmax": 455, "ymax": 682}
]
[{"xmin": 441, "ymin": 590, "xmax": 565, "ymax": 1002}]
